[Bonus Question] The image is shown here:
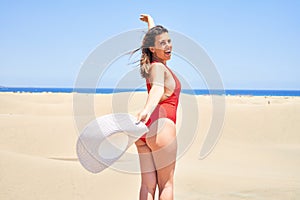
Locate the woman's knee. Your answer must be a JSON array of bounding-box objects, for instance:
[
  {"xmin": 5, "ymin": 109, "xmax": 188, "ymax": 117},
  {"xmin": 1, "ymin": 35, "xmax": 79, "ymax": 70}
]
[
  {"xmin": 158, "ymin": 179, "xmax": 173, "ymax": 191},
  {"xmin": 158, "ymin": 181, "xmax": 174, "ymax": 200},
  {"xmin": 140, "ymin": 182, "xmax": 157, "ymax": 194}
]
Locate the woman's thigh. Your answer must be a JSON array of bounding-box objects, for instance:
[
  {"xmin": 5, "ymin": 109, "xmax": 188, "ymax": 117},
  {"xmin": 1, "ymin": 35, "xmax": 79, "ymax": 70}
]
[
  {"xmin": 135, "ymin": 139, "xmax": 157, "ymax": 176},
  {"xmin": 145, "ymin": 118, "xmax": 177, "ymax": 194},
  {"xmin": 146, "ymin": 118, "xmax": 177, "ymax": 171}
]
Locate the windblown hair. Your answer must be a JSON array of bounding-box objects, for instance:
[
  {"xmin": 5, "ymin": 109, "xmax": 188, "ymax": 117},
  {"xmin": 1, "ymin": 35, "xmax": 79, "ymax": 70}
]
[{"xmin": 132, "ymin": 25, "xmax": 169, "ymax": 78}]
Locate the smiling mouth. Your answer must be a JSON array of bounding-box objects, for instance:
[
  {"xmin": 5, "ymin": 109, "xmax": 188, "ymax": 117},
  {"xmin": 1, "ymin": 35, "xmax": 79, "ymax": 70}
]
[{"xmin": 165, "ymin": 51, "xmax": 171, "ymax": 55}]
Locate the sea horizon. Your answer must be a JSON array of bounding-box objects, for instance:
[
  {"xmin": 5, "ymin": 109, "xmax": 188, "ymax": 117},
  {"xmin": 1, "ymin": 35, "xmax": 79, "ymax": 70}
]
[{"xmin": 0, "ymin": 87, "xmax": 300, "ymax": 96}]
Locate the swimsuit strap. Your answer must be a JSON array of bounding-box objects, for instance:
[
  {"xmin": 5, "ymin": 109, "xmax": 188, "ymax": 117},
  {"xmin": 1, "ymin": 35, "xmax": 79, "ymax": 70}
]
[
  {"xmin": 146, "ymin": 62, "xmax": 181, "ymax": 96},
  {"xmin": 164, "ymin": 65, "xmax": 181, "ymax": 94}
]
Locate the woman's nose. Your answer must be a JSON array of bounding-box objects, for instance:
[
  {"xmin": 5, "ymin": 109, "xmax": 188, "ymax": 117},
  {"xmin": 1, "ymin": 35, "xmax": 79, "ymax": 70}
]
[{"xmin": 166, "ymin": 42, "xmax": 172, "ymax": 49}]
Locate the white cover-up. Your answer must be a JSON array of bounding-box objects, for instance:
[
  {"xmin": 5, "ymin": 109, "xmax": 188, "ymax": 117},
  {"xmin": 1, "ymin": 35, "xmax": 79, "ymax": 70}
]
[{"xmin": 76, "ymin": 113, "xmax": 148, "ymax": 173}]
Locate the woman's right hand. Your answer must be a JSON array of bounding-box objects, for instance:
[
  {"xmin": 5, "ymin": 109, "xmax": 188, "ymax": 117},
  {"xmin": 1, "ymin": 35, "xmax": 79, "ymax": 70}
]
[
  {"xmin": 140, "ymin": 14, "xmax": 152, "ymax": 22},
  {"xmin": 140, "ymin": 14, "xmax": 155, "ymax": 29}
]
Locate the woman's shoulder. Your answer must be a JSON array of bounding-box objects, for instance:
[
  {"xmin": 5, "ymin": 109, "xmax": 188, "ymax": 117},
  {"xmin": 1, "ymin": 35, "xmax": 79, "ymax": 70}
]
[
  {"xmin": 147, "ymin": 62, "xmax": 166, "ymax": 79},
  {"xmin": 149, "ymin": 62, "xmax": 166, "ymax": 72}
]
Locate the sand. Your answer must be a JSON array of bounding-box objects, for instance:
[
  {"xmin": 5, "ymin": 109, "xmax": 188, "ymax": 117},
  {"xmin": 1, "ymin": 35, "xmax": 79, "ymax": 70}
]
[{"xmin": 0, "ymin": 92, "xmax": 299, "ymax": 199}]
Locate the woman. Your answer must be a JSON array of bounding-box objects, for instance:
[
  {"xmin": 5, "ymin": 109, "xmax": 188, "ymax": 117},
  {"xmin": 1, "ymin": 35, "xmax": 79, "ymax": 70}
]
[{"xmin": 135, "ymin": 14, "xmax": 181, "ymax": 200}]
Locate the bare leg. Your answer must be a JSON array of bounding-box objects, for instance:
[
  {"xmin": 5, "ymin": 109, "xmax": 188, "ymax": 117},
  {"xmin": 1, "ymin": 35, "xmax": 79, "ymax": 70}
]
[
  {"xmin": 147, "ymin": 119, "xmax": 177, "ymax": 200},
  {"xmin": 135, "ymin": 140, "xmax": 157, "ymax": 200}
]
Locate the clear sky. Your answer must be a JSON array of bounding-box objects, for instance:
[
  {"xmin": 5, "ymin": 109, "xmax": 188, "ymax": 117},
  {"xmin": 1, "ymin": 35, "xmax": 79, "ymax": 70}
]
[{"xmin": 1, "ymin": 0, "xmax": 299, "ymax": 90}]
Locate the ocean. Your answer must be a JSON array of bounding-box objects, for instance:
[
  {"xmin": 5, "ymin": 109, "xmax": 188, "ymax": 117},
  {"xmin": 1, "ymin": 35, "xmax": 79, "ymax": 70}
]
[{"xmin": 0, "ymin": 87, "xmax": 299, "ymax": 96}]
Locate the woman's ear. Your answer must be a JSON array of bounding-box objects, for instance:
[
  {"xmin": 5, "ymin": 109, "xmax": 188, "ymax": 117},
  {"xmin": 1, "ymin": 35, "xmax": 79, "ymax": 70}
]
[{"xmin": 149, "ymin": 47, "xmax": 155, "ymax": 53}]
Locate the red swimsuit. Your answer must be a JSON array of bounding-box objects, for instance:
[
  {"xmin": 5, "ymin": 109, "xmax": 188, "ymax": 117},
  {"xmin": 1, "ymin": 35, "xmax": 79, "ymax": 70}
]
[{"xmin": 140, "ymin": 63, "xmax": 181, "ymax": 142}]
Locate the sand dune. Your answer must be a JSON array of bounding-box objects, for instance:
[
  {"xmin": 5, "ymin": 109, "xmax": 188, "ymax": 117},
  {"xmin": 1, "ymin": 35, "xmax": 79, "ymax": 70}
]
[{"xmin": 0, "ymin": 92, "xmax": 299, "ymax": 199}]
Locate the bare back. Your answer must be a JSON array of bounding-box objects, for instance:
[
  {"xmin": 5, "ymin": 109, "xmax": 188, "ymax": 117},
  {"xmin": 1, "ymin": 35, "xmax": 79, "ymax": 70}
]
[{"xmin": 147, "ymin": 62, "xmax": 176, "ymax": 102}]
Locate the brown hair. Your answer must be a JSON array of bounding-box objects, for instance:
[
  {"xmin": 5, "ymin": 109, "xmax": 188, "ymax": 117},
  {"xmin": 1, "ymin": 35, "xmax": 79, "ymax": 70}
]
[{"xmin": 132, "ymin": 25, "xmax": 169, "ymax": 78}]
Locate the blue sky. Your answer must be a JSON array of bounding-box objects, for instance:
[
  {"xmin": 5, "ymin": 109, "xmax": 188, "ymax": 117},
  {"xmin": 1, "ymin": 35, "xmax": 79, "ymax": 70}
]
[{"xmin": 1, "ymin": 0, "xmax": 299, "ymax": 90}]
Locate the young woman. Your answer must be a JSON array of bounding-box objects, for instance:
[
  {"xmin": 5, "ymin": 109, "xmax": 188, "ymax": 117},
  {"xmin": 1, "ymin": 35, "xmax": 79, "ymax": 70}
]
[{"xmin": 135, "ymin": 14, "xmax": 181, "ymax": 200}]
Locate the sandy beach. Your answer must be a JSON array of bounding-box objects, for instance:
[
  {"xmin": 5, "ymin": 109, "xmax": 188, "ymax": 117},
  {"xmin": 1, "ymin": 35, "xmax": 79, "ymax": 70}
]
[{"xmin": 0, "ymin": 92, "xmax": 299, "ymax": 200}]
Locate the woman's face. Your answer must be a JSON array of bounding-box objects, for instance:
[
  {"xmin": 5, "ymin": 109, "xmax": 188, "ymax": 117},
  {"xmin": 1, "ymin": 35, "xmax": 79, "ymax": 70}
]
[{"xmin": 150, "ymin": 32, "xmax": 172, "ymax": 62}]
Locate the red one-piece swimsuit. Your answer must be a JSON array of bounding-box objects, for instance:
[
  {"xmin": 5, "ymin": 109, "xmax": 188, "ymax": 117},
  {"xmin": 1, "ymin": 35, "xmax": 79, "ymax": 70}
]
[{"xmin": 140, "ymin": 63, "xmax": 181, "ymax": 142}]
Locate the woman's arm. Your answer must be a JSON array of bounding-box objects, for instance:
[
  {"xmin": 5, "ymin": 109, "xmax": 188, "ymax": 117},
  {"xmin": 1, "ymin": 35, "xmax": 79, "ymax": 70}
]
[
  {"xmin": 140, "ymin": 14, "xmax": 155, "ymax": 30},
  {"xmin": 137, "ymin": 63, "xmax": 165, "ymax": 123}
]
